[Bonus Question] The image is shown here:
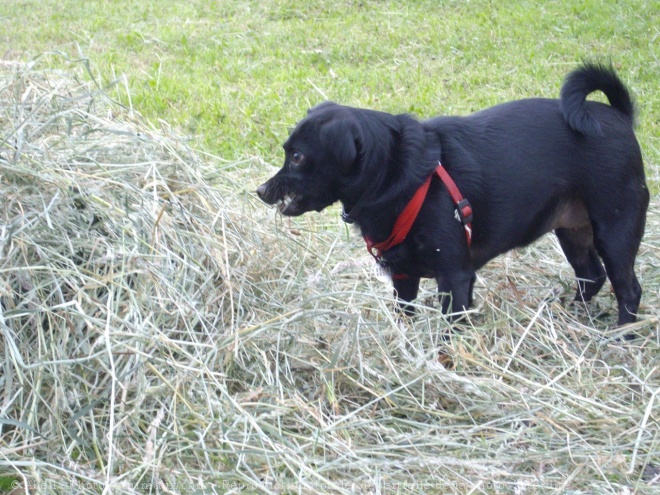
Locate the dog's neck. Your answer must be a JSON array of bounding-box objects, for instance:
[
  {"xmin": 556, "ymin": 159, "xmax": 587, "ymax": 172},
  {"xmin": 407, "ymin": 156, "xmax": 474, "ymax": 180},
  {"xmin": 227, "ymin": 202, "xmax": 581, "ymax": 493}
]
[
  {"xmin": 338, "ymin": 182, "xmax": 420, "ymax": 243},
  {"xmin": 339, "ymin": 123, "xmax": 442, "ymax": 243}
]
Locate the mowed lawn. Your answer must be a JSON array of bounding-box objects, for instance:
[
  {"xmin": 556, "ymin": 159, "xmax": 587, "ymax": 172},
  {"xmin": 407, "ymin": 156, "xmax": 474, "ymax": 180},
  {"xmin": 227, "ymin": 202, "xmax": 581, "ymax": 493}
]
[{"xmin": 2, "ymin": 0, "xmax": 658, "ymax": 168}]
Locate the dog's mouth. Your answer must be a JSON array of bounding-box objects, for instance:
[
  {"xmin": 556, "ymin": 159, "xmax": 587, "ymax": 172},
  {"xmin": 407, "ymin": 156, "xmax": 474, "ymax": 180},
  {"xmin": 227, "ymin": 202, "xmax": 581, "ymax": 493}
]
[
  {"xmin": 257, "ymin": 181, "xmax": 302, "ymax": 216},
  {"xmin": 274, "ymin": 193, "xmax": 300, "ymax": 215},
  {"xmin": 258, "ymin": 180, "xmax": 335, "ymax": 216}
]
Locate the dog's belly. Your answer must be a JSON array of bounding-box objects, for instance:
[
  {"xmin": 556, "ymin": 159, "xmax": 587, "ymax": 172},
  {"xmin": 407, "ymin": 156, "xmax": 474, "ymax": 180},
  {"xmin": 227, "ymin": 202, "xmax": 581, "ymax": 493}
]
[
  {"xmin": 551, "ymin": 198, "xmax": 590, "ymax": 230},
  {"xmin": 469, "ymin": 198, "xmax": 591, "ymax": 269}
]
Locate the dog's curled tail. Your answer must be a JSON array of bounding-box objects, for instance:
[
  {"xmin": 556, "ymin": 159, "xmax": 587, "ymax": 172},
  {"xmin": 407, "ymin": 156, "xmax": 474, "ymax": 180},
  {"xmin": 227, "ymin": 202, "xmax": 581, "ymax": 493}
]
[{"xmin": 560, "ymin": 62, "xmax": 636, "ymax": 137}]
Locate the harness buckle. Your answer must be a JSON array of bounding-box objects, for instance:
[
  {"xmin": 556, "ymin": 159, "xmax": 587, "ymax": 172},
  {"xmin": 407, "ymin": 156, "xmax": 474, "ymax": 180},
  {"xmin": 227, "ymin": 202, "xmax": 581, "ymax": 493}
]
[
  {"xmin": 365, "ymin": 238, "xmax": 382, "ymax": 262},
  {"xmin": 456, "ymin": 198, "xmax": 473, "ymax": 225}
]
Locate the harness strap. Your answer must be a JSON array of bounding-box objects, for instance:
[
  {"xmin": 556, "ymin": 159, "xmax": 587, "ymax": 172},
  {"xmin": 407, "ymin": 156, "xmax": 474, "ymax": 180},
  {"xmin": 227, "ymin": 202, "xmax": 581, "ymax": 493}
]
[
  {"xmin": 365, "ymin": 173, "xmax": 433, "ymax": 257},
  {"xmin": 434, "ymin": 164, "xmax": 473, "ymax": 243},
  {"xmin": 364, "ymin": 163, "xmax": 473, "ymax": 275}
]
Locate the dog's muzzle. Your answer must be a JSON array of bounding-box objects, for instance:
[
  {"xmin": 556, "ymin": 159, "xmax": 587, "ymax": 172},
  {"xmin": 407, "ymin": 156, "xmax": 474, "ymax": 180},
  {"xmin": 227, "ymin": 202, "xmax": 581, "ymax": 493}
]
[
  {"xmin": 257, "ymin": 182, "xmax": 300, "ymax": 215},
  {"xmin": 256, "ymin": 183, "xmax": 269, "ymax": 201}
]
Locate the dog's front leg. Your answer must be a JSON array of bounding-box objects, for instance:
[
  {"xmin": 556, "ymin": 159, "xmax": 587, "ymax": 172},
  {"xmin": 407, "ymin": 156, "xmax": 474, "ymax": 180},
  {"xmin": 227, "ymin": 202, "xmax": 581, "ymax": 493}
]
[
  {"xmin": 393, "ymin": 276, "xmax": 421, "ymax": 316},
  {"xmin": 437, "ymin": 271, "xmax": 475, "ymax": 319}
]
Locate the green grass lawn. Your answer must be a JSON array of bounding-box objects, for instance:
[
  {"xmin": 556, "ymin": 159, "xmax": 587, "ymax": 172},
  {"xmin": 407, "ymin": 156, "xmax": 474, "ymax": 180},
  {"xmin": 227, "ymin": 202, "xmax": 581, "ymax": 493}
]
[{"xmin": 2, "ymin": 0, "xmax": 658, "ymax": 170}]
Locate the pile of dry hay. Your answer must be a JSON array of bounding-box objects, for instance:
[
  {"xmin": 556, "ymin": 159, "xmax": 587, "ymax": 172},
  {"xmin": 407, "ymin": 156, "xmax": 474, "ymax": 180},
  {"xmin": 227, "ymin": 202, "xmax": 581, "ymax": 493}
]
[{"xmin": 0, "ymin": 60, "xmax": 658, "ymax": 494}]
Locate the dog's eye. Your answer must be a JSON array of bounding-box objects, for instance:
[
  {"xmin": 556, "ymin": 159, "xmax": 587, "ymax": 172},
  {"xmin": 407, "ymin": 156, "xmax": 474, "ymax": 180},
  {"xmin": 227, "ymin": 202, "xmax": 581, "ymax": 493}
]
[{"xmin": 290, "ymin": 152, "xmax": 304, "ymax": 167}]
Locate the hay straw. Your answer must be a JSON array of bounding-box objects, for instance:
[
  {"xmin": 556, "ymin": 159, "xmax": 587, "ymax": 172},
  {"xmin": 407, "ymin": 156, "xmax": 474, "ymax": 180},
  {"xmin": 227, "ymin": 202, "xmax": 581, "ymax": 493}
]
[{"xmin": 0, "ymin": 58, "xmax": 658, "ymax": 494}]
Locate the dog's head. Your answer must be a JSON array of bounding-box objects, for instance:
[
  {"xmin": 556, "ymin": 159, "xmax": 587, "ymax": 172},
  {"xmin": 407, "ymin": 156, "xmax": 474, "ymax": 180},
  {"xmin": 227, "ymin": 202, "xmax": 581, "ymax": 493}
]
[{"xmin": 256, "ymin": 102, "xmax": 361, "ymax": 216}]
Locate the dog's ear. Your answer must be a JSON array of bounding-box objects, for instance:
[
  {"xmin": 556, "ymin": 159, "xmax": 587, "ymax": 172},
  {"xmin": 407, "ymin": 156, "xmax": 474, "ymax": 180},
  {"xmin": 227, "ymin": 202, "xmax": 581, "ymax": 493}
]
[
  {"xmin": 308, "ymin": 101, "xmax": 339, "ymax": 115},
  {"xmin": 320, "ymin": 118, "xmax": 360, "ymax": 173}
]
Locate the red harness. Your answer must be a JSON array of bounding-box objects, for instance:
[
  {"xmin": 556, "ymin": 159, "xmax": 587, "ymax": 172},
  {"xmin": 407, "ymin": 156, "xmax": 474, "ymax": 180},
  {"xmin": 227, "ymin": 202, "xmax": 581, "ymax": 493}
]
[{"xmin": 364, "ymin": 163, "xmax": 473, "ymax": 275}]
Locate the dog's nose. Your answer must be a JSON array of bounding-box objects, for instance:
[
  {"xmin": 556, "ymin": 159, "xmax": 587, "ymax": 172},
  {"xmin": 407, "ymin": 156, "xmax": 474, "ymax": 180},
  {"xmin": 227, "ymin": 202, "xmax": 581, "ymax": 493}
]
[{"xmin": 256, "ymin": 183, "xmax": 267, "ymax": 200}]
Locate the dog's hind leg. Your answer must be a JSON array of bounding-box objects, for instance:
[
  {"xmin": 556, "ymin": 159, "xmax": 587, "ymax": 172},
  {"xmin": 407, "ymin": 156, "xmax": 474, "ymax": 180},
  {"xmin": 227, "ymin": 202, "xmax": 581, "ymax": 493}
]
[
  {"xmin": 594, "ymin": 237, "xmax": 643, "ymax": 328},
  {"xmin": 555, "ymin": 226, "xmax": 606, "ymax": 302},
  {"xmin": 393, "ymin": 276, "xmax": 421, "ymax": 316},
  {"xmin": 597, "ymin": 245, "xmax": 642, "ymax": 330},
  {"xmin": 589, "ymin": 198, "xmax": 647, "ymax": 330}
]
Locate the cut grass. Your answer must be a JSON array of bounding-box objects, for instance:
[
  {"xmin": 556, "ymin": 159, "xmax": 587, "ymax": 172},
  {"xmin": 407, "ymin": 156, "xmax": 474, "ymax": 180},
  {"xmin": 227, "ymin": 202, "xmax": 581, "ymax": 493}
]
[
  {"xmin": 0, "ymin": 57, "xmax": 659, "ymax": 495},
  {"xmin": 2, "ymin": 0, "xmax": 659, "ymax": 170}
]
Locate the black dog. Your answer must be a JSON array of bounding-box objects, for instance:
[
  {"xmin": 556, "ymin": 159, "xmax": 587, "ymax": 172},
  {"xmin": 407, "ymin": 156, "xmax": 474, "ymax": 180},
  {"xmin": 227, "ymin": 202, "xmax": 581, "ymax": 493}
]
[{"xmin": 257, "ymin": 64, "xmax": 649, "ymax": 331}]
